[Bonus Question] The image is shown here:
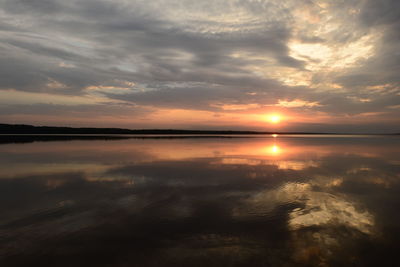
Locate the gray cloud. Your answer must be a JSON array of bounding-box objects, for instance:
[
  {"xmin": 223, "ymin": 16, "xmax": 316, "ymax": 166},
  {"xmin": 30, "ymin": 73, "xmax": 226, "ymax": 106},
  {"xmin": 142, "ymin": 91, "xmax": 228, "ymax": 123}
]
[
  {"xmin": 0, "ymin": 1, "xmax": 302, "ymax": 91},
  {"xmin": 0, "ymin": 0, "xmax": 399, "ymax": 129},
  {"xmin": 335, "ymin": 0, "xmax": 400, "ymax": 87}
]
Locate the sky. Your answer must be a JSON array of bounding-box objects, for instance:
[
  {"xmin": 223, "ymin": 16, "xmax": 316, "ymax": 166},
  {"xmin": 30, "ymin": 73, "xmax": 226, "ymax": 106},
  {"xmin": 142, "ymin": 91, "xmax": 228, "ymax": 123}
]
[{"xmin": 0, "ymin": 0, "xmax": 399, "ymax": 133}]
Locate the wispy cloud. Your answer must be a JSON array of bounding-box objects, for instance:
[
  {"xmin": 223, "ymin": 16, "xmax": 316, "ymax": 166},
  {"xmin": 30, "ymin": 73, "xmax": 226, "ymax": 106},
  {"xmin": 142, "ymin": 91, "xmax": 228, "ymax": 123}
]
[{"xmin": 0, "ymin": 0, "xmax": 399, "ymax": 131}]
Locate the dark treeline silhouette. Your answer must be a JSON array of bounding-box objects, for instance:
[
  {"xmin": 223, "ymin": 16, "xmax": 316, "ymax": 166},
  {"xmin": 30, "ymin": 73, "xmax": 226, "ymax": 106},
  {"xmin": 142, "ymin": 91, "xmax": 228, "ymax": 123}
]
[
  {"xmin": 1, "ymin": 123, "xmax": 398, "ymax": 136},
  {"xmin": 0, "ymin": 123, "xmax": 271, "ymax": 135},
  {"xmin": 0, "ymin": 135, "xmax": 130, "ymax": 144},
  {"xmin": 0, "ymin": 123, "xmax": 292, "ymax": 135},
  {"xmin": 0, "ymin": 134, "xmax": 248, "ymax": 145}
]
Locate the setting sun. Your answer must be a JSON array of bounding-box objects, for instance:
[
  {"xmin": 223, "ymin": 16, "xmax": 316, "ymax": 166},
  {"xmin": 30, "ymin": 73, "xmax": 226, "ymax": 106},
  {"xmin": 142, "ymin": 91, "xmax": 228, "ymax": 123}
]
[{"xmin": 268, "ymin": 114, "xmax": 282, "ymax": 124}]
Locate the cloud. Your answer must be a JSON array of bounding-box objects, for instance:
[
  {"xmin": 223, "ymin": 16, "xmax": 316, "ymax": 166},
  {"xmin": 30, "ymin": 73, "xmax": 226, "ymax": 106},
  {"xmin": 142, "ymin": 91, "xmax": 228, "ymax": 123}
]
[{"xmin": 0, "ymin": 0, "xmax": 398, "ymax": 130}]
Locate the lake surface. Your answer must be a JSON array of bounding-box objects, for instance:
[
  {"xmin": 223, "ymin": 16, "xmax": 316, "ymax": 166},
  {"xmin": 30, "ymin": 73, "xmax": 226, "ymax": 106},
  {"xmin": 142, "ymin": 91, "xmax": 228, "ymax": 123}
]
[{"xmin": 0, "ymin": 135, "xmax": 399, "ymax": 266}]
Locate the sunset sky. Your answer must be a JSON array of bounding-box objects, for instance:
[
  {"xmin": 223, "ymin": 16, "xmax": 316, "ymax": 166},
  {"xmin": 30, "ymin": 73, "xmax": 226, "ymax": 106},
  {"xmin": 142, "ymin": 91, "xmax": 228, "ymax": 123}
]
[{"xmin": 0, "ymin": 0, "xmax": 399, "ymax": 132}]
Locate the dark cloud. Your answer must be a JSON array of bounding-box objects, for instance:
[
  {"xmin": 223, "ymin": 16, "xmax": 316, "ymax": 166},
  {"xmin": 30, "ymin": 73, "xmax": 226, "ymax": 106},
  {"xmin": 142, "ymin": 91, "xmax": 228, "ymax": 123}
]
[
  {"xmin": 0, "ymin": 0, "xmax": 398, "ymax": 129},
  {"xmin": 360, "ymin": 0, "xmax": 400, "ymax": 27},
  {"xmin": 335, "ymin": 0, "xmax": 400, "ymax": 88}
]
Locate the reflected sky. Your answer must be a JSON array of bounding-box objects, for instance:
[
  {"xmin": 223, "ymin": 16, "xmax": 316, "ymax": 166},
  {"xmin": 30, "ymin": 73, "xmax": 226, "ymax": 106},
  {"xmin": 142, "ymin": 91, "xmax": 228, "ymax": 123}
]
[{"xmin": 0, "ymin": 136, "xmax": 399, "ymax": 266}]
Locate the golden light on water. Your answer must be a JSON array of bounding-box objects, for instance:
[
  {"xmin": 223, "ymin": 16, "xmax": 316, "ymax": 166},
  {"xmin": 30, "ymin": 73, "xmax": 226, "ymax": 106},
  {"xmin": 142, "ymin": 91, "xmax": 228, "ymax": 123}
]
[
  {"xmin": 271, "ymin": 145, "xmax": 280, "ymax": 153},
  {"xmin": 267, "ymin": 144, "xmax": 281, "ymax": 155}
]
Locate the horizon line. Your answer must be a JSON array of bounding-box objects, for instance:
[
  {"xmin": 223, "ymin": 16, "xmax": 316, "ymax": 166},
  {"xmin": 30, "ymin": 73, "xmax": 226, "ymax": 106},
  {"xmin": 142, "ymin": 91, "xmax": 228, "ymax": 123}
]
[{"xmin": 1, "ymin": 123, "xmax": 399, "ymax": 135}]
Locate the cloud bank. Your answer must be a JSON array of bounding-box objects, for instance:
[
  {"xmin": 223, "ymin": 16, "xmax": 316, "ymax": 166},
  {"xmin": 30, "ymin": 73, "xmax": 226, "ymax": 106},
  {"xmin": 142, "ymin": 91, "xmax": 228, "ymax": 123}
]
[{"xmin": 0, "ymin": 0, "xmax": 399, "ymax": 132}]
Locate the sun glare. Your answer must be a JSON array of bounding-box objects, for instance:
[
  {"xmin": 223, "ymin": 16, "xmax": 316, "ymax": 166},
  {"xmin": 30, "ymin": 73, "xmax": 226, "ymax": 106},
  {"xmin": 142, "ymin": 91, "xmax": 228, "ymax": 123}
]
[
  {"xmin": 263, "ymin": 144, "xmax": 282, "ymax": 156},
  {"xmin": 270, "ymin": 145, "xmax": 280, "ymax": 154},
  {"xmin": 268, "ymin": 114, "xmax": 281, "ymax": 124}
]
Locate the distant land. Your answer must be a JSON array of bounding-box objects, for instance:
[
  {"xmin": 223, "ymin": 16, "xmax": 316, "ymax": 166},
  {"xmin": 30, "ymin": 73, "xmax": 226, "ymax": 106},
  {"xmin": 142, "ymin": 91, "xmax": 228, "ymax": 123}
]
[
  {"xmin": 0, "ymin": 123, "xmax": 398, "ymax": 135},
  {"xmin": 1, "ymin": 123, "xmax": 335, "ymax": 135}
]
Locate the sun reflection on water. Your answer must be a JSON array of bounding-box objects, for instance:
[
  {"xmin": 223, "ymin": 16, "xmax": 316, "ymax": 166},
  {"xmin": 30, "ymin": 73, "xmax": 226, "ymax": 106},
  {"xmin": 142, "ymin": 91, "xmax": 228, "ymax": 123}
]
[
  {"xmin": 0, "ymin": 136, "xmax": 398, "ymax": 267},
  {"xmin": 263, "ymin": 144, "xmax": 282, "ymax": 156},
  {"xmin": 270, "ymin": 145, "xmax": 280, "ymax": 154}
]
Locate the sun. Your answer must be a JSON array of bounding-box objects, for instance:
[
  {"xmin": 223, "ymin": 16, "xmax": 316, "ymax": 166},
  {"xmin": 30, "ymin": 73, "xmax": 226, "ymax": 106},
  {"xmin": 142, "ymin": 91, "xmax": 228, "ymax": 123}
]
[{"xmin": 268, "ymin": 114, "xmax": 281, "ymax": 124}]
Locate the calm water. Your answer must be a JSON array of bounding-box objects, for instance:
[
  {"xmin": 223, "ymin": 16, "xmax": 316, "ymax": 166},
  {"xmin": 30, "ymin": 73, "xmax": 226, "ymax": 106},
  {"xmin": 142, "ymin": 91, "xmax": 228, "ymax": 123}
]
[{"xmin": 0, "ymin": 135, "xmax": 399, "ymax": 266}]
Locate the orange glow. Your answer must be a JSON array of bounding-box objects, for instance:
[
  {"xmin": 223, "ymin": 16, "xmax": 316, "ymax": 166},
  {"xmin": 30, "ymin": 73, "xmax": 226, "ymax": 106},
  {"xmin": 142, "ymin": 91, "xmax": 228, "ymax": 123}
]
[
  {"xmin": 268, "ymin": 114, "xmax": 282, "ymax": 124},
  {"xmin": 264, "ymin": 144, "xmax": 282, "ymax": 156},
  {"xmin": 271, "ymin": 145, "xmax": 280, "ymax": 153}
]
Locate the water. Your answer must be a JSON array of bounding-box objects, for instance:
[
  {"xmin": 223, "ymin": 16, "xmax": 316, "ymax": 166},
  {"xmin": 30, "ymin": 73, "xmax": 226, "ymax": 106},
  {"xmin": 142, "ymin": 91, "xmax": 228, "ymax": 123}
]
[{"xmin": 0, "ymin": 135, "xmax": 399, "ymax": 266}]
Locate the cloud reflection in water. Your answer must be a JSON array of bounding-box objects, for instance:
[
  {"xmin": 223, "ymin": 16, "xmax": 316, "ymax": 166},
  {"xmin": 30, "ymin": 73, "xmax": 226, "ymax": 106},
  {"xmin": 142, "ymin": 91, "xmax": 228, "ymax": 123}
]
[{"xmin": 0, "ymin": 136, "xmax": 399, "ymax": 266}]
